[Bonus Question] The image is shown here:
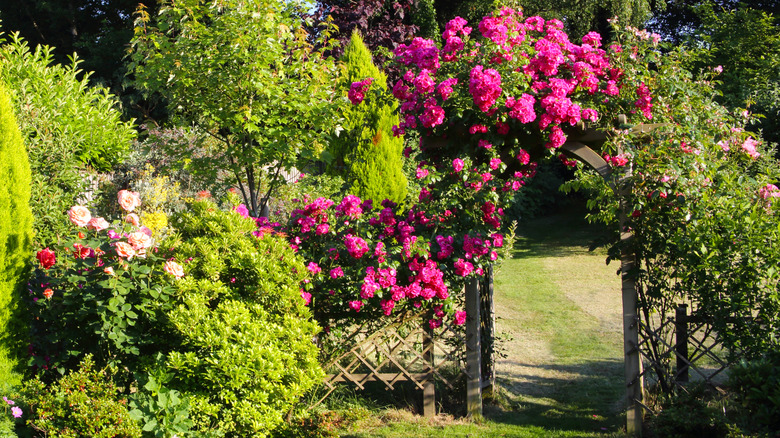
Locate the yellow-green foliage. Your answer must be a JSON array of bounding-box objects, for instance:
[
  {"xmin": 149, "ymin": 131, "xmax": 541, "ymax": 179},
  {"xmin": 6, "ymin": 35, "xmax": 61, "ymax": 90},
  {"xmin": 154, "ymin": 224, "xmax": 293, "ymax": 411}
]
[
  {"xmin": 328, "ymin": 31, "xmax": 408, "ymax": 206},
  {"xmin": 133, "ymin": 164, "xmax": 181, "ymax": 237},
  {"xmin": 0, "ymin": 81, "xmax": 33, "ymax": 378}
]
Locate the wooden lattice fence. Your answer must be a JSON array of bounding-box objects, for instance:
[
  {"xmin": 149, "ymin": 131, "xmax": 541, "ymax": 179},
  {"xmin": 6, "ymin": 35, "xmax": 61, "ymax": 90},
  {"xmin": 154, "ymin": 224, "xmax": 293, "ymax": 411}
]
[
  {"xmin": 320, "ymin": 274, "xmax": 495, "ymax": 417},
  {"xmin": 638, "ymin": 303, "xmax": 737, "ymax": 395}
]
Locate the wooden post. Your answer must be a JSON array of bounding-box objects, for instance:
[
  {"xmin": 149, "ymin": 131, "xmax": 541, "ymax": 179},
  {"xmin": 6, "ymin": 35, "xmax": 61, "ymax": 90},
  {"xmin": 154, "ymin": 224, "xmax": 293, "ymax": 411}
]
[
  {"xmin": 465, "ymin": 278, "xmax": 482, "ymax": 418},
  {"xmin": 620, "ymin": 184, "xmax": 644, "ymax": 437},
  {"xmin": 423, "ymin": 324, "xmax": 436, "ymax": 417},
  {"xmin": 481, "ymin": 265, "xmax": 496, "ymax": 398},
  {"xmin": 675, "ymin": 304, "xmax": 689, "ymax": 384}
]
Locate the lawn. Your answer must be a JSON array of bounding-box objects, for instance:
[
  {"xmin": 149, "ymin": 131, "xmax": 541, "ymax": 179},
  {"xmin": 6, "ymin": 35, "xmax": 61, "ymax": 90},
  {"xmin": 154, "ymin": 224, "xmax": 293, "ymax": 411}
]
[{"xmin": 334, "ymin": 201, "xmax": 628, "ymax": 437}]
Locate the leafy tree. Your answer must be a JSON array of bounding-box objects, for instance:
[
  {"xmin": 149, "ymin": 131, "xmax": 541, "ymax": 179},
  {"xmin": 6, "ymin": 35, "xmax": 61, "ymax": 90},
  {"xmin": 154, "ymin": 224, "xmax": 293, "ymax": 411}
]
[
  {"xmin": 681, "ymin": 4, "xmax": 780, "ymax": 146},
  {"xmin": 310, "ymin": 0, "xmax": 420, "ymax": 80},
  {"xmin": 0, "ymin": 31, "xmax": 136, "ymax": 247},
  {"xmin": 0, "ymin": 80, "xmax": 33, "ymax": 382},
  {"xmin": 0, "ymin": 0, "xmax": 160, "ymax": 90},
  {"xmin": 433, "ymin": 0, "xmax": 658, "ymax": 40},
  {"xmin": 129, "ymin": 0, "xmax": 341, "ymax": 217},
  {"xmin": 648, "ymin": 0, "xmax": 779, "ymax": 43},
  {"xmin": 330, "ymin": 31, "xmax": 408, "ymax": 206}
]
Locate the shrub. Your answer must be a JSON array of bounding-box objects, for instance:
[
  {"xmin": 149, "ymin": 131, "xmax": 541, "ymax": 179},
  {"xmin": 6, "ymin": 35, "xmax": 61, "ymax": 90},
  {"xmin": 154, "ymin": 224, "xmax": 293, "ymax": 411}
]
[
  {"xmin": 648, "ymin": 384, "xmax": 740, "ymax": 438},
  {"xmin": 18, "ymin": 355, "xmax": 142, "ymax": 438},
  {"xmin": 162, "ymin": 198, "xmax": 323, "ymax": 437},
  {"xmin": 27, "ymin": 193, "xmax": 324, "ymax": 437},
  {"xmin": 0, "ymin": 80, "xmax": 33, "ymax": 387},
  {"xmin": 729, "ymin": 350, "xmax": 780, "ymax": 433},
  {"xmin": 0, "ymin": 31, "xmax": 135, "ymax": 247},
  {"xmin": 328, "ymin": 31, "xmax": 408, "ymax": 207}
]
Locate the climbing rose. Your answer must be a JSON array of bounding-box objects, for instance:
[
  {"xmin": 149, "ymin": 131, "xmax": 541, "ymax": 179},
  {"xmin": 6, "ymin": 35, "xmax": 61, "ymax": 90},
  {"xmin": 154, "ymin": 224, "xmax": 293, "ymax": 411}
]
[
  {"xmin": 454, "ymin": 310, "xmax": 467, "ymax": 325},
  {"xmin": 348, "ymin": 78, "xmax": 374, "ymax": 105},
  {"xmin": 42, "ymin": 288, "xmax": 54, "ymax": 299},
  {"xmin": 453, "ymin": 158, "xmax": 464, "ymax": 172}
]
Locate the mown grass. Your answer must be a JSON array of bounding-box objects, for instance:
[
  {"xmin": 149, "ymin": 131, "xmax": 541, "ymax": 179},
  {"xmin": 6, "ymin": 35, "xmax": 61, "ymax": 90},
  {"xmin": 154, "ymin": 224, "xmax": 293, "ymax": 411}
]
[{"xmin": 327, "ymin": 200, "xmax": 627, "ymax": 438}]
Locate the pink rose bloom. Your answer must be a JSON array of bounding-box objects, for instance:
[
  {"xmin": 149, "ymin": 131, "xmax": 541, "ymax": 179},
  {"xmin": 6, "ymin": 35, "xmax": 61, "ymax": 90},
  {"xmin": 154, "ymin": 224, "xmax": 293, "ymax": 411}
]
[
  {"xmin": 453, "ymin": 158, "xmax": 464, "ymax": 172},
  {"xmin": 128, "ymin": 232, "xmax": 152, "ymax": 250},
  {"xmin": 307, "ymin": 262, "xmax": 322, "ymax": 275},
  {"xmin": 742, "ymin": 138, "xmax": 760, "ymax": 159},
  {"xmin": 330, "ymin": 267, "xmax": 344, "ymax": 279},
  {"xmin": 349, "ymin": 300, "xmax": 363, "ymax": 312},
  {"xmin": 68, "ymin": 205, "xmax": 91, "ymax": 227},
  {"xmin": 454, "ymin": 310, "xmax": 467, "ymax": 325},
  {"xmin": 490, "ymin": 158, "xmax": 501, "ymax": 170},
  {"xmin": 301, "ymin": 291, "xmax": 312, "ymax": 305},
  {"xmin": 125, "ymin": 213, "xmax": 140, "ymax": 227},
  {"xmin": 11, "ymin": 406, "xmax": 22, "ymax": 418},
  {"xmin": 87, "ymin": 217, "xmax": 110, "ymax": 231},
  {"xmin": 104, "ymin": 267, "xmax": 115, "ymax": 276},
  {"xmin": 114, "ymin": 241, "xmax": 136, "ymax": 260},
  {"xmin": 118, "ymin": 190, "xmax": 141, "ymax": 212},
  {"xmin": 163, "ymin": 260, "xmax": 185, "ymax": 278}
]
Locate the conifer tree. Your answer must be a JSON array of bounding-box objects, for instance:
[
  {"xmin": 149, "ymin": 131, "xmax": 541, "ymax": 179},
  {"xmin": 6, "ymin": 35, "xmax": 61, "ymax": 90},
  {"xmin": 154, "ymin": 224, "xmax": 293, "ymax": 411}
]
[
  {"xmin": 329, "ymin": 31, "xmax": 408, "ymax": 207},
  {"xmin": 0, "ymin": 81, "xmax": 33, "ymax": 379}
]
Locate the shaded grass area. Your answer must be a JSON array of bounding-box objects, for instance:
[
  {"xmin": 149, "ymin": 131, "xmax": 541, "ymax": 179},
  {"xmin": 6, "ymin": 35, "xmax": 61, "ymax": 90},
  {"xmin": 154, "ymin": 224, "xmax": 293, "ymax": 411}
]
[{"xmin": 332, "ymin": 200, "xmax": 626, "ymax": 437}]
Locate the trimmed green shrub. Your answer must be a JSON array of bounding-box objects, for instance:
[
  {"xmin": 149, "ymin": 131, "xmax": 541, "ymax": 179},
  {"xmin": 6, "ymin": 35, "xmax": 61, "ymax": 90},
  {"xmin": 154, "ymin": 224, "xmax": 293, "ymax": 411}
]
[
  {"xmin": 18, "ymin": 355, "xmax": 142, "ymax": 438},
  {"xmin": 327, "ymin": 31, "xmax": 407, "ymax": 207},
  {"xmin": 0, "ymin": 80, "xmax": 33, "ymax": 389},
  {"xmin": 163, "ymin": 199, "xmax": 324, "ymax": 437},
  {"xmin": 0, "ymin": 30, "xmax": 135, "ymax": 247}
]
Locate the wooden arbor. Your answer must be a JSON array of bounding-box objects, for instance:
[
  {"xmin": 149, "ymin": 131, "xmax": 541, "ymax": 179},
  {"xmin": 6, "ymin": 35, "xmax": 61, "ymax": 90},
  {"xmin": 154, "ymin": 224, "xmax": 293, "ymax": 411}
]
[
  {"xmin": 319, "ymin": 117, "xmax": 664, "ymax": 435},
  {"xmin": 560, "ymin": 116, "xmax": 668, "ymax": 436}
]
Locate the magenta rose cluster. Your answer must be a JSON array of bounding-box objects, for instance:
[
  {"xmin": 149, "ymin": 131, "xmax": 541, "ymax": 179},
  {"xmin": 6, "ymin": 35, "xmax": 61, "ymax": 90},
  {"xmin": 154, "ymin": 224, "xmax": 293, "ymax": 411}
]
[{"xmin": 285, "ymin": 195, "xmax": 492, "ymax": 329}]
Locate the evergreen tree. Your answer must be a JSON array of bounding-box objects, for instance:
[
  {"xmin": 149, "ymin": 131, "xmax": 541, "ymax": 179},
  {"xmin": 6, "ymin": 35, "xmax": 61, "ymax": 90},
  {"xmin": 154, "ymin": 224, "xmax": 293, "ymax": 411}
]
[
  {"xmin": 329, "ymin": 31, "xmax": 408, "ymax": 207},
  {"xmin": 0, "ymin": 81, "xmax": 33, "ymax": 380}
]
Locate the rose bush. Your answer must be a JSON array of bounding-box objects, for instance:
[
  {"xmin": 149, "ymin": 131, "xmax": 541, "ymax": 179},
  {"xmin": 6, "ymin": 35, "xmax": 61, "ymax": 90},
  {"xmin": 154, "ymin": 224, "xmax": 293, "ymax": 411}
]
[
  {"xmin": 281, "ymin": 8, "xmax": 656, "ymax": 331},
  {"xmin": 25, "ymin": 192, "xmax": 323, "ymax": 436},
  {"xmin": 561, "ymin": 23, "xmax": 780, "ymax": 366}
]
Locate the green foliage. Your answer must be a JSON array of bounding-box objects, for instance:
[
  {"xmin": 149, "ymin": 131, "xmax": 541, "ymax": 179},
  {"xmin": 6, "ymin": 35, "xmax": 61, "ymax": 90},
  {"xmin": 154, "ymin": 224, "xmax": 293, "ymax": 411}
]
[
  {"xmin": 329, "ymin": 31, "xmax": 407, "ymax": 206},
  {"xmin": 681, "ymin": 5, "xmax": 780, "ymax": 147},
  {"xmin": 0, "ymin": 80, "xmax": 33, "ymax": 386},
  {"xmin": 648, "ymin": 384, "xmax": 741, "ymax": 438},
  {"xmin": 128, "ymin": 0, "xmax": 341, "ymax": 217},
  {"xmin": 18, "ymin": 355, "xmax": 142, "ymax": 438},
  {"xmin": 729, "ymin": 350, "xmax": 780, "ymax": 433},
  {"xmin": 28, "ymin": 194, "xmax": 324, "ymax": 436},
  {"xmin": 563, "ymin": 26, "xmax": 780, "ymax": 362},
  {"xmin": 0, "ymin": 30, "xmax": 136, "ymax": 247},
  {"xmin": 128, "ymin": 370, "xmax": 199, "ymax": 438},
  {"xmin": 26, "ymin": 212, "xmax": 180, "ymax": 378},
  {"xmin": 413, "ymin": 0, "xmax": 440, "ymax": 40},
  {"xmin": 162, "ymin": 200, "xmax": 324, "ymax": 437}
]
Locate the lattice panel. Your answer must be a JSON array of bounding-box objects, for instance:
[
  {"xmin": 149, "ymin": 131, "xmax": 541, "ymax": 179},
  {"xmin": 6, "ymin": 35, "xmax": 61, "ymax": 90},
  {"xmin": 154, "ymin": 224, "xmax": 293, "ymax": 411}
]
[
  {"xmin": 637, "ymin": 306, "xmax": 733, "ymax": 392},
  {"xmin": 322, "ymin": 315, "xmax": 466, "ymax": 396}
]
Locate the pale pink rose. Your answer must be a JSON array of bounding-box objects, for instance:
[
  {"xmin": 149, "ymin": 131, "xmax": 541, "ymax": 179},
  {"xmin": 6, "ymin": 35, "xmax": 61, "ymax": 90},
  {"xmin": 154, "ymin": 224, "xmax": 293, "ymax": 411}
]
[
  {"xmin": 104, "ymin": 267, "xmax": 115, "ymax": 276},
  {"xmin": 125, "ymin": 213, "xmax": 140, "ymax": 227},
  {"xmin": 118, "ymin": 190, "xmax": 141, "ymax": 212},
  {"xmin": 67, "ymin": 206, "xmax": 92, "ymax": 227},
  {"xmin": 128, "ymin": 232, "xmax": 152, "ymax": 250},
  {"xmin": 87, "ymin": 217, "xmax": 110, "ymax": 231},
  {"xmin": 115, "ymin": 241, "xmax": 136, "ymax": 259},
  {"xmin": 163, "ymin": 260, "xmax": 185, "ymax": 278}
]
